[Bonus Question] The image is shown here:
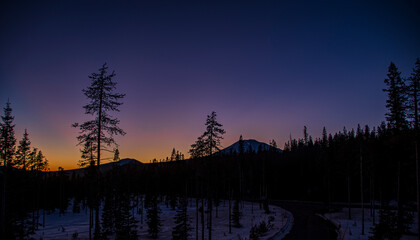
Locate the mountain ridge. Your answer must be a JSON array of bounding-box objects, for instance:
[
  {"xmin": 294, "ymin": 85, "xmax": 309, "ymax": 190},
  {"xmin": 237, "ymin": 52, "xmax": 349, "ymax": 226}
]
[{"xmin": 219, "ymin": 139, "xmax": 282, "ymax": 154}]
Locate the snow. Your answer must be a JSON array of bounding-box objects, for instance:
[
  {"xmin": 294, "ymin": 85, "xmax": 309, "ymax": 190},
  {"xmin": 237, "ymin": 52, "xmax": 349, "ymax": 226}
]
[
  {"xmin": 219, "ymin": 139, "xmax": 282, "ymax": 154},
  {"xmin": 30, "ymin": 199, "xmax": 293, "ymax": 240},
  {"xmin": 323, "ymin": 208, "xmax": 418, "ymax": 240},
  {"xmin": 32, "ymin": 208, "xmax": 93, "ymax": 239},
  {"xmin": 117, "ymin": 158, "xmax": 139, "ymax": 166}
]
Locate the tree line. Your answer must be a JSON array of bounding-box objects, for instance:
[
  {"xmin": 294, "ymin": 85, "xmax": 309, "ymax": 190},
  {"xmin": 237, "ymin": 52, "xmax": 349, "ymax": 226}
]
[
  {"xmin": 0, "ymin": 100, "xmax": 49, "ymax": 170},
  {"xmin": 0, "ymin": 99, "xmax": 49, "ymax": 238}
]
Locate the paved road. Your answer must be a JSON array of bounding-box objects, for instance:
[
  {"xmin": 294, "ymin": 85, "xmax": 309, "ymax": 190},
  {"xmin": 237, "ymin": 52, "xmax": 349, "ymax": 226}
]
[{"xmin": 271, "ymin": 201, "xmax": 337, "ymax": 240}]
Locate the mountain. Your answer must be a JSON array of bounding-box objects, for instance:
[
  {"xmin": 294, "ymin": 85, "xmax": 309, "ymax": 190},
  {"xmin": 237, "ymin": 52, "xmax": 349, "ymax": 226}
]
[
  {"xmin": 51, "ymin": 158, "xmax": 143, "ymax": 179},
  {"xmin": 219, "ymin": 139, "xmax": 282, "ymax": 154},
  {"xmin": 108, "ymin": 158, "xmax": 141, "ymax": 167},
  {"xmin": 97, "ymin": 158, "xmax": 142, "ymax": 171}
]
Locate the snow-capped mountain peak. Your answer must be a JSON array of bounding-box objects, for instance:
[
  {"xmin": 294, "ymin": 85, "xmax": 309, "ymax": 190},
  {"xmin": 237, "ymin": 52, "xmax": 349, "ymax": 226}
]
[{"xmin": 219, "ymin": 139, "xmax": 282, "ymax": 154}]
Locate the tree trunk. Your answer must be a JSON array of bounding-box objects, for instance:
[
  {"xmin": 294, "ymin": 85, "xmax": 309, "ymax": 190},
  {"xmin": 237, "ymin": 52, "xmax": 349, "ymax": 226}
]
[
  {"xmin": 370, "ymin": 176, "xmax": 373, "ymax": 217},
  {"xmin": 397, "ymin": 158, "xmax": 402, "ymax": 233},
  {"xmin": 229, "ymin": 191, "xmax": 232, "ymax": 234},
  {"xmin": 0, "ymin": 170, "xmax": 6, "ymax": 237},
  {"xmin": 372, "ymin": 171, "xmax": 376, "ymax": 225},
  {"xmin": 347, "ymin": 166, "xmax": 351, "ymax": 220},
  {"xmin": 89, "ymin": 206, "xmax": 93, "ymax": 240},
  {"xmin": 97, "ymin": 75, "xmax": 104, "ymax": 167},
  {"xmin": 416, "ymin": 140, "xmax": 420, "ymax": 240},
  {"xmin": 94, "ymin": 205, "xmax": 100, "ymax": 239},
  {"xmin": 196, "ymin": 198, "xmax": 198, "ymax": 240},
  {"xmin": 208, "ymin": 199, "xmax": 212, "ymax": 240},
  {"xmin": 360, "ymin": 150, "xmax": 364, "ymax": 235},
  {"xmin": 201, "ymin": 198, "xmax": 204, "ymax": 240}
]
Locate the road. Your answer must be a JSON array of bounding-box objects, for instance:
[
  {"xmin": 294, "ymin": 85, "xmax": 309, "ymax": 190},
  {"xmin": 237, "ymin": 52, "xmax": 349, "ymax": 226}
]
[{"xmin": 271, "ymin": 201, "xmax": 338, "ymax": 240}]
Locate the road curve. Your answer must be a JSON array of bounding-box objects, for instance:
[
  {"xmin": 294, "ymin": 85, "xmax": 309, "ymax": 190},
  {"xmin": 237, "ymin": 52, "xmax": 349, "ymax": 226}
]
[{"xmin": 271, "ymin": 201, "xmax": 337, "ymax": 240}]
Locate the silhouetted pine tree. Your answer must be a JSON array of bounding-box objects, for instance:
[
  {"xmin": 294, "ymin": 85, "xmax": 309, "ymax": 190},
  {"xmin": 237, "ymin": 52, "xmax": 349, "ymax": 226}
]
[
  {"xmin": 113, "ymin": 148, "xmax": 120, "ymax": 162},
  {"xmin": 407, "ymin": 57, "xmax": 420, "ymax": 240},
  {"xmin": 238, "ymin": 135, "xmax": 244, "ymax": 156},
  {"xmin": 28, "ymin": 149, "xmax": 48, "ymax": 171},
  {"xmin": 171, "ymin": 148, "xmax": 176, "ymax": 161},
  {"xmin": 322, "ymin": 127, "xmax": 328, "ymax": 146},
  {"xmin": 101, "ymin": 194, "xmax": 116, "ymax": 239},
  {"xmin": 189, "ymin": 111, "xmax": 225, "ymax": 157},
  {"xmin": 26, "ymin": 148, "xmax": 37, "ymax": 171},
  {"xmin": 172, "ymin": 197, "xmax": 190, "ymax": 240},
  {"xmin": 115, "ymin": 194, "xmax": 138, "ymax": 240},
  {"xmin": 232, "ymin": 200, "xmax": 241, "ymax": 228},
  {"xmin": 1, "ymin": 101, "xmax": 12, "ymax": 234},
  {"xmin": 269, "ymin": 139, "xmax": 277, "ymax": 151},
  {"xmin": 407, "ymin": 58, "xmax": 420, "ymax": 129},
  {"xmin": 73, "ymin": 63, "xmax": 125, "ymax": 166},
  {"xmin": 383, "ymin": 62, "xmax": 408, "ymax": 131},
  {"xmin": 189, "ymin": 136, "xmax": 205, "ymax": 158},
  {"xmin": 146, "ymin": 198, "xmax": 161, "ymax": 239},
  {"xmin": 383, "ymin": 62, "xmax": 413, "ymax": 234},
  {"xmin": 0, "ymin": 99, "xmax": 16, "ymax": 167},
  {"xmin": 303, "ymin": 126, "xmax": 309, "ymax": 145},
  {"xmin": 79, "ymin": 139, "xmax": 96, "ymax": 167},
  {"xmin": 14, "ymin": 129, "xmax": 31, "ymax": 170}
]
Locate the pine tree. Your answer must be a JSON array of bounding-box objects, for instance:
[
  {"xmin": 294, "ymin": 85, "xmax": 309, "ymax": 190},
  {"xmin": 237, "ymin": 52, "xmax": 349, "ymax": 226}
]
[
  {"xmin": 322, "ymin": 127, "xmax": 328, "ymax": 147},
  {"xmin": 231, "ymin": 200, "xmax": 242, "ymax": 228},
  {"xmin": 383, "ymin": 62, "xmax": 408, "ymax": 132},
  {"xmin": 171, "ymin": 148, "xmax": 176, "ymax": 161},
  {"xmin": 172, "ymin": 197, "xmax": 190, "ymax": 240},
  {"xmin": 27, "ymin": 148, "xmax": 38, "ymax": 171},
  {"xmin": 407, "ymin": 58, "xmax": 420, "ymax": 129},
  {"xmin": 14, "ymin": 129, "xmax": 31, "ymax": 170},
  {"xmin": 303, "ymin": 126, "xmax": 309, "ymax": 145},
  {"xmin": 73, "ymin": 63, "xmax": 126, "ymax": 166},
  {"xmin": 34, "ymin": 150, "xmax": 48, "ymax": 171},
  {"xmin": 189, "ymin": 136, "xmax": 205, "ymax": 159},
  {"xmin": 101, "ymin": 194, "xmax": 116, "ymax": 239},
  {"xmin": 115, "ymin": 194, "xmax": 138, "ymax": 240},
  {"xmin": 78, "ymin": 138, "xmax": 96, "ymax": 167},
  {"xmin": 269, "ymin": 139, "xmax": 277, "ymax": 151},
  {"xmin": 147, "ymin": 199, "xmax": 161, "ymax": 239},
  {"xmin": 383, "ymin": 62, "xmax": 412, "ymax": 234},
  {"xmin": 407, "ymin": 57, "xmax": 420, "ymax": 240},
  {"xmin": 189, "ymin": 111, "xmax": 225, "ymax": 157},
  {"xmin": 113, "ymin": 148, "xmax": 120, "ymax": 162},
  {"xmin": 238, "ymin": 135, "xmax": 244, "ymax": 155},
  {"xmin": 0, "ymin": 100, "xmax": 16, "ymax": 167}
]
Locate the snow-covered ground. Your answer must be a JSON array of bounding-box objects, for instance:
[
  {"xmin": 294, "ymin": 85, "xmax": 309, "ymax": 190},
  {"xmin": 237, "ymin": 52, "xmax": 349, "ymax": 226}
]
[
  {"xmin": 323, "ymin": 207, "xmax": 418, "ymax": 240},
  {"xmin": 31, "ymin": 199, "xmax": 293, "ymax": 240}
]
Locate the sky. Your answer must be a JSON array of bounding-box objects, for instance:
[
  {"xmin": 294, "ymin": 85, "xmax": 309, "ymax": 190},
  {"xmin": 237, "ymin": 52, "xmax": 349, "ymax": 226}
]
[{"xmin": 1, "ymin": 0, "xmax": 420, "ymax": 170}]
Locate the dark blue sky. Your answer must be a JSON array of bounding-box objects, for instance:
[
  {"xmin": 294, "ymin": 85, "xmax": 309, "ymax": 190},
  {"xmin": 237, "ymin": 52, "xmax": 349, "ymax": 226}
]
[{"xmin": 1, "ymin": 0, "xmax": 419, "ymax": 169}]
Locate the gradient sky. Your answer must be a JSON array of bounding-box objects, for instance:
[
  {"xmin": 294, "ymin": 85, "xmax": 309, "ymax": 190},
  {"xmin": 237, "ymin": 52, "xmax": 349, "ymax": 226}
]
[{"xmin": 1, "ymin": 0, "xmax": 420, "ymax": 170}]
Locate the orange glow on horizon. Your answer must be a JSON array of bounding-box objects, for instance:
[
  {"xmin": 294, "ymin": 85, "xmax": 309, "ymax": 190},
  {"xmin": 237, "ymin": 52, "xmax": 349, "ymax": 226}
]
[{"xmin": 37, "ymin": 134, "xmax": 290, "ymax": 171}]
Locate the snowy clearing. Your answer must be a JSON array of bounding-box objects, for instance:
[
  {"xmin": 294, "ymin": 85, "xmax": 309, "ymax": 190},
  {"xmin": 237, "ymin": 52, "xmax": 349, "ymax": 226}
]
[
  {"xmin": 324, "ymin": 207, "xmax": 418, "ymax": 240},
  {"xmin": 31, "ymin": 199, "xmax": 293, "ymax": 240}
]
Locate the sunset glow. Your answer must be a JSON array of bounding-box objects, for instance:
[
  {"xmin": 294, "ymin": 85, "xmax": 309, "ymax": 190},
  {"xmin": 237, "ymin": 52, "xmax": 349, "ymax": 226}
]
[{"xmin": 1, "ymin": 1, "xmax": 419, "ymax": 170}]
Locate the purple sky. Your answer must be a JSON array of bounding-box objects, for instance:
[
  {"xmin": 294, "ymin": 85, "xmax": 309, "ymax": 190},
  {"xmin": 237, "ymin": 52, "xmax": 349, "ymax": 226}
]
[{"xmin": 1, "ymin": 0, "xmax": 420, "ymax": 170}]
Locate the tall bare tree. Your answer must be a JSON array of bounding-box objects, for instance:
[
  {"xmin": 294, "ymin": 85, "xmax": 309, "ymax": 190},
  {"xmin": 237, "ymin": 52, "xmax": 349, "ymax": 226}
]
[{"xmin": 73, "ymin": 63, "xmax": 125, "ymax": 166}]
